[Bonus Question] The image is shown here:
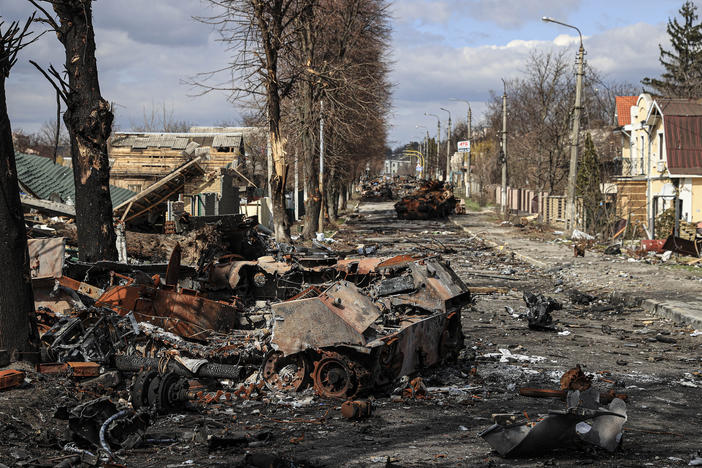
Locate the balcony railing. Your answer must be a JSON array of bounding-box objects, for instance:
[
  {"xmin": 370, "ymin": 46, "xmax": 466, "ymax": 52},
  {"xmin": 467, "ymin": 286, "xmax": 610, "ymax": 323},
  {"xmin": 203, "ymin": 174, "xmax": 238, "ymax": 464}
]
[{"xmin": 618, "ymin": 157, "xmax": 645, "ymax": 177}]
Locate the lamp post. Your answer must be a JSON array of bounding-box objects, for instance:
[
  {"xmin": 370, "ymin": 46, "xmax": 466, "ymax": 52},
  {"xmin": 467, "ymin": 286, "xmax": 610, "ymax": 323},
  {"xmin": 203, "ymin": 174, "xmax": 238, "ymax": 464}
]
[
  {"xmin": 416, "ymin": 124, "xmax": 430, "ymax": 177},
  {"xmin": 440, "ymin": 107, "xmax": 452, "ymax": 182},
  {"xmin": 500, "ymin": 79, "xmax": 507, "ymax": 217},
  {"xmin": 425, "ymin": 113, "xmax": 440, "ymax": 180},
  {"xmin": 450, "ymin": 98, "xmax": 472, "ymax": 196},
  {"xmin": 542, "ymin": 16, "xmax": 584, "ymax": 232},
  {"xmin": 410, "ymin": 136, "xmax": 423, "ymax": 176}
]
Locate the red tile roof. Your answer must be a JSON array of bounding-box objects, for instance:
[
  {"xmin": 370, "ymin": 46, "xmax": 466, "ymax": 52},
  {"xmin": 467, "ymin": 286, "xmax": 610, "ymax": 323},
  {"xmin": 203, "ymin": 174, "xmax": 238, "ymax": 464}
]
[{"xmin": 615, "ymin": 96, "xmax": 638, "ymax": 126}]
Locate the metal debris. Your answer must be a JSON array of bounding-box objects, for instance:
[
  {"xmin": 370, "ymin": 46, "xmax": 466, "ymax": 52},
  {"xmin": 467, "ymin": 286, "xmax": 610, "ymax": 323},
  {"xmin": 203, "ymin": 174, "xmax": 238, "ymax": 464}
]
[
  {"xmin": 394, "ymin": 180, "xmax": 457, "ymax": 220},
  {"xmin": 523, "ymin": 291, "xmax": 562, "ymax": 331},
  {"xmin": 480, "ymin": 388, "xmax": 627, "ymax": 457}
]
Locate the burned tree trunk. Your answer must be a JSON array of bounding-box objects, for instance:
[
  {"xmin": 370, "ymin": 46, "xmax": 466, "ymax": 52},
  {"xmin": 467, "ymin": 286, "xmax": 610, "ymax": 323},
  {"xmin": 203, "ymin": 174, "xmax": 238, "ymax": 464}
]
[
  {"xmin": 0, "ymin": 18, "xmax": 37, "ymax": 357},
  {"xmin": 35, "ymin": 0, "xmax": 117, "ymax": 261},
  {"xmin": 301, "ymin": 85, "xmax": 320, "ymax": 239},
  {"xmin": 340, "ymin": 183, "xmax": 348, "ymax": 210}
]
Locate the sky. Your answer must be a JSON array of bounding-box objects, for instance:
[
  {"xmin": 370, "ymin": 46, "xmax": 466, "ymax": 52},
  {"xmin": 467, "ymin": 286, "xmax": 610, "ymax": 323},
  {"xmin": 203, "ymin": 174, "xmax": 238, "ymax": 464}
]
[{"xmin": 1, "ymin": 0, "xmax": 690, "ymax": 148}]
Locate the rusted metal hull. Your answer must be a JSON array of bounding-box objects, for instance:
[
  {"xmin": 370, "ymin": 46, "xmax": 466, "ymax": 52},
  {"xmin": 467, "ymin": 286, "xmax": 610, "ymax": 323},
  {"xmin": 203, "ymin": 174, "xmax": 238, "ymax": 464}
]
[
  {"xmin": 271, "ymin": 281, "xmax": 381, "ymax": 356},
  {"xmin": 394, "ymin": 181, "xmax": 457, "ymax": 220},
  {"xmin": 269, "ymin": 258, "xmax": 468, "ymax": 398},
  {"xmin": 96, "ymin": 284, "xmax": 239, "ymax": 340}
]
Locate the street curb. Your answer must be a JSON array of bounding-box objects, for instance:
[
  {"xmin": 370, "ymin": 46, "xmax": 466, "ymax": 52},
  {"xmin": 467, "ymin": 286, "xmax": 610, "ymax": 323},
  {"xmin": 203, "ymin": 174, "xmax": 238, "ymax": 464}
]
[
  {"xmin": 641, "ymin": 299, "xmax": 702, "ymax": 329},
  {"xmin": 450, "ymin": 216, "xmax": 702, "ymax": 329}
]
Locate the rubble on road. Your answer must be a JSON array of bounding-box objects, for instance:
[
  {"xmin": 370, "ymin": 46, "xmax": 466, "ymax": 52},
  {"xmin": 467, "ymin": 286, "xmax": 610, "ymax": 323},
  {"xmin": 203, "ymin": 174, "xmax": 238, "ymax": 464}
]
[
  {"xmin": 360, "ymin": 177, "xmax": 394, "ymax": 201},
  {"xmin": 15, "ymin": 196, "xmax": 702, "ymax": 466},
  {"xmin": 394, "ymin": 180, "xmax": 457, "ymax": 220}
]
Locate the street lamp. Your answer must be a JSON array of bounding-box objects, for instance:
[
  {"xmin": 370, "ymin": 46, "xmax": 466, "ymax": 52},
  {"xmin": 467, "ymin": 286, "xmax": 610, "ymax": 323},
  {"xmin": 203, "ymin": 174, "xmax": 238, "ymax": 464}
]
[
  {"xmin": 416, "ymin": 124, "xmax": 430, "ymax": 172},
  {"xmin": 440, "ymin": 107, "xmax": 452, "ymax": 182},
  {"xmin": 542, "ymin": 16, "xmax": 584, "ymax": 232},
  {"xmin": 424, "ymin": 112, "xmax": 441, "ymax": 180},
  {"xmin": 450, "ymin": 98, "xmax": 472, "ymax": 196}
]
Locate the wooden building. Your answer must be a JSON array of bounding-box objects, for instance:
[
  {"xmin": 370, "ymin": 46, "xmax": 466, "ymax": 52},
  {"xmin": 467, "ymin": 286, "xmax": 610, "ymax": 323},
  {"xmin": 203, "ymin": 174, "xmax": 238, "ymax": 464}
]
[{"xmin": 109, "ymin": 128, "xmax": 257, "ymax": 216}]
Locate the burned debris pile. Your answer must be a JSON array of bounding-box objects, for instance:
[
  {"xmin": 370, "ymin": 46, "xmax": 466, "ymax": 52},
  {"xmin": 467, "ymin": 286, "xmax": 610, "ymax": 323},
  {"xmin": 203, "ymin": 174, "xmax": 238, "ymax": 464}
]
[
  {"xmin": 394, "ymin": 180, "xmax": 457, "ymax": 220},
  {"xmin": 360, "ymin": 177, "xmax": 394, "ymax": 201},
  {"xmin": 3, "ymin": 223, "xmax": 472, "ymax": 463},
  {"xmin": 523, "ymin": 291, "xmax": 562, "ymax": 331}
]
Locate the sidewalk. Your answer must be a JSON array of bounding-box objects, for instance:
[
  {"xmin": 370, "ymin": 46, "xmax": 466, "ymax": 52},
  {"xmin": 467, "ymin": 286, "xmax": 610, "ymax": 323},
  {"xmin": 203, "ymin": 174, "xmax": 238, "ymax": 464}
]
[{"xmin": 450, "ymin": 210, "xmax": 702, "ymax": 329}]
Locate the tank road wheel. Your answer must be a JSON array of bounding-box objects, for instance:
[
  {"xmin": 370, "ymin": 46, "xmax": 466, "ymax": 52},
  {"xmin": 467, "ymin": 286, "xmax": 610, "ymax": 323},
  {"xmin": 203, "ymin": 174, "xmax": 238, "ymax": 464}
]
[
  {"xmin": 131, "ymin": 369, "xmax": 158, "ymax": 410},
  {"xmin": 262, "ymin": 351, "xmax": 310, "ymax": 392},
  {"xmin": 312, "ymin": 351, "xmax": 359, "ymax": 399}
]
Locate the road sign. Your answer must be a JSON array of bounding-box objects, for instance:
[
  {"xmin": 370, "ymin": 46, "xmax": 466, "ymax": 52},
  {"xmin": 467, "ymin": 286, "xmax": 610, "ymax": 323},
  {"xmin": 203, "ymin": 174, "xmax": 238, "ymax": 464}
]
[{"xmin": 457, "ymin": 140, "xmax": 470, "ymax": 152}]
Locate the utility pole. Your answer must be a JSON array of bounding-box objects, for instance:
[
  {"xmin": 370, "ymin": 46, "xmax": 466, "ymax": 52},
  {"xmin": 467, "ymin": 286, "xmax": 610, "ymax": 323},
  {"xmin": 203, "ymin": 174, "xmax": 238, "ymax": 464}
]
[
  {"xmin": 294, "ymin": 151, "xmax": 299, "ymax": 221},
  {"xmin": 416, "ymin": 124, "xmax": 429, "ymax": 178},
  {"xmin": 467, "ymin": 105, "xmax": 472, "ymax": 197},
  {"xmin": 424, "ymin": 113, "xmax": 441, "ymax": 180},
  {"xmin": 425, "ymin": 130, "xmax": 430, "ymax": 177},
  {"xmin": 441, "ymin": 107, "xmax": 452, "ymax": 182},
  {"xmin": 319, "ymin": 100, "xmax": 324, "ymax": 234},
  {"xmin": 501, "ymin": 80, "xmax": 508, "ymax": 217},
  {"xmin": 450, "ymin": 98, "xmax": 472, "ymax": 196},
  {"xmin": 542, "ymin": 16, "xmax": 584, "ymax": 232}
]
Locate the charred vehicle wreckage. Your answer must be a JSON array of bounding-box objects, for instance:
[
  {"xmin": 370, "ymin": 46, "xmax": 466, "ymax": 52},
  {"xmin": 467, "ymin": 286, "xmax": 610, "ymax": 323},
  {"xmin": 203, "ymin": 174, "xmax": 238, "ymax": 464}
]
[{"xmin": 28, "ymin": 221, "xmax": 471, "ymax": 420}]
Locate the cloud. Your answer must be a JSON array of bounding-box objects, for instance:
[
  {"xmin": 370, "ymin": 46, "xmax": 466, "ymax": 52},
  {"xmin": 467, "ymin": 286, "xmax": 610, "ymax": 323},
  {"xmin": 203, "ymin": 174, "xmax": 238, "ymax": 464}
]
[
  {"xmin": 4, "ymin": 0, "xmax": 240, "ymax": 134},
  {"xmin": 388, "ymin": 21, "xmax": 667, "ymax": 143},
  {"xmin": 393, "ymin": 0, "xmax": 581, "ymax": 29},
  {"xmin": 0, "ymin": 0, "xmax": 673, "ymax": 153}
]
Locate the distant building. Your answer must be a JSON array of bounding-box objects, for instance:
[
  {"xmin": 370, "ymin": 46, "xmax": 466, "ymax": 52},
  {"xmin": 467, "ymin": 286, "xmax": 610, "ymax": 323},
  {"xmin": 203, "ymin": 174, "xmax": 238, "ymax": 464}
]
[{"xmin": 383, "ymin": 156, "xmax": 414, "ymax": 176}]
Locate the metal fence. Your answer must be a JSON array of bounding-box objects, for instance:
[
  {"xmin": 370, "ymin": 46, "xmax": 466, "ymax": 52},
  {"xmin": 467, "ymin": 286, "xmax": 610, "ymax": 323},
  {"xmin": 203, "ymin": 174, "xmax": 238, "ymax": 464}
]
[{"xmin": 478, "ymin": 184, "xmax": 579, "ymax": 228}]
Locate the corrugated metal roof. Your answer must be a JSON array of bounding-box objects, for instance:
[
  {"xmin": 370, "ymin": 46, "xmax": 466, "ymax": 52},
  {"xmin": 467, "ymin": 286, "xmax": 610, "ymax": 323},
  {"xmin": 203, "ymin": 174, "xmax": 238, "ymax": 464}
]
[
  {"xmin": 212, "ymin": 134, "xmax": 242, "ymax": 148},
  {"xmin": 172, "ymin": 137, "xmax": 189, "ymax": 149},
  {"xmin": 663, "ymin": 115, "xmax": 702, "ymax": 175},
  {"xmin": 657, "ymin": 99, "xmax": 702, "ymax": 116},
  {"xmin": 194, "ymin": 147, "xmax": 211, "ymax": 158},
  {"xmin": 132, "ymin": 137, "xmax": 150, "ymax": 149},
  {"xmin": 111, "ymin": 132, "xmax": 243, "ymax": 151},
  {"xmin": 15, "ymin": 153, "xmax": 135, "ymax": 206},
  {"xmin": 111, "ymin": 135, "xmax": 136, "ymax": 147}
]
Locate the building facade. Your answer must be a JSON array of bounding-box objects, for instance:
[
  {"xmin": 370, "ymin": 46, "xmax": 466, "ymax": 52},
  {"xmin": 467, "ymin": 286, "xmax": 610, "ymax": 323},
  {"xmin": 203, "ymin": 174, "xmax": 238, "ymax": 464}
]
[{"xmin": 615, "ymin": 94, "xmax": 702, "ymax": 236}]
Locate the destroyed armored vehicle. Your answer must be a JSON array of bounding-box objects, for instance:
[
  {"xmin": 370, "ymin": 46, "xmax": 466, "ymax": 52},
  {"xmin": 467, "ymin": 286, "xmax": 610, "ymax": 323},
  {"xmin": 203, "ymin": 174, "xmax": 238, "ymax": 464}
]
[{"xmin": 263, "ymin": 257, "xmax": 470, "ymax": 398}]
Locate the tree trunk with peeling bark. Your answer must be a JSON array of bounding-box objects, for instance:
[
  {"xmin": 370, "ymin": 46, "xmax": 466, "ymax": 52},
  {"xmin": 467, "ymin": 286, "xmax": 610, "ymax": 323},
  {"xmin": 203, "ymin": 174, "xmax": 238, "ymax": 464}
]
[
  {"xmin": 51, "ymin": 0, "xmax": 117, "ymax": 262},
  {"xmin": 0, "ymin": 20, "xmax": 37, "ymax": 357},
  {"xmin": 301, "ymin": 85, "xmax": 321, "ymax": 239}
]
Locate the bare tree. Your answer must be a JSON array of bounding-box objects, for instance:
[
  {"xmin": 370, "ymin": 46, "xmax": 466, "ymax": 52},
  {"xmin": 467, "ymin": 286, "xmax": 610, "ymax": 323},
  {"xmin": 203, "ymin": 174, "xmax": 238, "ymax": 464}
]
[
  {"xmin": 482, "ymin": 50, "xmax": 640, "ymax": 194},
  {"xmin": 0, "ymin": 15, "xmax": 39, "ymax": 358},
  {"xmin": 284, "ymin": 0, "xmax": 391, "ymax": 236},
  {"xmin": 195, "ymin": 0, "xmax": 313, "ymax": 242},
  {"xmin": 129, "ymin": 101, "xmax": 193, "ymax": 133},
  {"xmin": 30, "ymin": 0, "xmax": 118, "ymax": 261}
]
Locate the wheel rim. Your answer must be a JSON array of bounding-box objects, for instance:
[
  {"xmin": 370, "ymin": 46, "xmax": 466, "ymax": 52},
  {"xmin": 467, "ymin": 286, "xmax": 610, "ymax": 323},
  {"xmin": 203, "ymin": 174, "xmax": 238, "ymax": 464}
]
[
  {"xmin": 312, "ymin": 353, "xmax": 357, "ymax": 399},
  {"xmin": 262, "ymin": 351, "xmax": 309, "ymax": 392}
]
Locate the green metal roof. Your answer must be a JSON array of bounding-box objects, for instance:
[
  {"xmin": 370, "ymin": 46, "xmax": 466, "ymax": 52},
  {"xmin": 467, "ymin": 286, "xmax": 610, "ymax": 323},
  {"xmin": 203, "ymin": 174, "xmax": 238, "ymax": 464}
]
[{"xmin": 15, "ymin": 152, "xmax": 135, "ymax": 207}]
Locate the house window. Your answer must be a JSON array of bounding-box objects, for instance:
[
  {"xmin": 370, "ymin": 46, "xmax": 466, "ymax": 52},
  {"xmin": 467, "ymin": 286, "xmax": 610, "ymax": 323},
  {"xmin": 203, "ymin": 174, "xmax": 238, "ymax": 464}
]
[
  {"xmin": 640, "ymin": 135, "xmax": 645, "ymax": 175},
  {"xmin": 658, "ymin": 132, "xmax": 664, "ymax": 160},
  {"xmin": 128, "ymin": 184, "xmax": 142, "ymax": 193}
]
